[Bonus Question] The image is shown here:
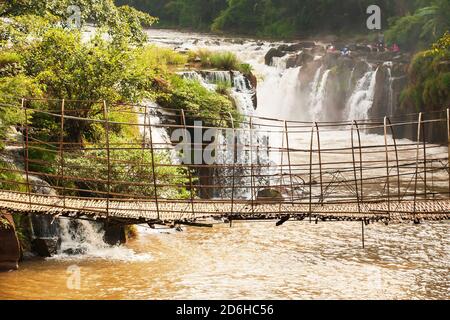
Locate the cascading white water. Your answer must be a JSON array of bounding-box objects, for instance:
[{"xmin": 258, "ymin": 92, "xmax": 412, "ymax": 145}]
[
  {"xmin": 309, "ymin": 69, "xmax": 331, "ymax": 121},
  {"xmin": 179, "ymin": 69, "xmax": 273, "ymax": 199},
  {"xmin": 346, "ymin": 68, "xmax": 379, "ymax": 120},
  {"xmin": 55, "ymin": 219, "xmax": 152, "ymax": 261}
]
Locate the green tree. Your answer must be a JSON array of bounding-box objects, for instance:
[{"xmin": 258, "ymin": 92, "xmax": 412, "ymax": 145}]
[
  {"xmin": 386, "ymin": 0, "xmax": 450, "ymax": 51},
  {"xmin": 1, "ymin": 0, "xmax": 157, "ymax": 44}
]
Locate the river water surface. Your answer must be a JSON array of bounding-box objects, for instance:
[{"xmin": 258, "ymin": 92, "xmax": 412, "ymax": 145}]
[{"xmin": 0, "ymin": 221, "xmax": 449, "ymax": 300}]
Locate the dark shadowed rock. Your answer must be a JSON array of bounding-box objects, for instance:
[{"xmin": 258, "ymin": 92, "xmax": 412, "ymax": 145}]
[
  {"xmin": 257, "ymin": 189, "xmax": 284, "ymax": 202},
  {"xmin": 286, "ymin": 52, "xmax": 315, "ymax": 68},
  {"xmin": 322, "ymin": 52, "xmax": 340, "ymax": 69},
  {"xmin": 264, "ymin": 48, "xmax": 285, "ymax": 65},
  {"xmin": 104, "ymin": 224, "xmax": 127, "ymax": 245},
  {"xmin": 32, "ymin": 237, "xmax": 60, "ymax": 257}
]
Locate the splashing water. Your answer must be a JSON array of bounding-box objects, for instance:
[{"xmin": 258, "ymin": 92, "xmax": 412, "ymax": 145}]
[{"xmin": 53, "ymin": 219, "xmax": 153, "ymax": 262}]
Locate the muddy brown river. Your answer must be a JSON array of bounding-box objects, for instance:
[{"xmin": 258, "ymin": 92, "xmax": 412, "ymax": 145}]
[{"xmin": 1, "ymin": 221, "xmax": 449, "ymax": 300}]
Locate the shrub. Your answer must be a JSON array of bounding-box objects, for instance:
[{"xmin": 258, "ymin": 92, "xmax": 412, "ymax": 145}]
[{"xmin": 0, "ymin": 159, "xmax": 26, "ymax": 192}]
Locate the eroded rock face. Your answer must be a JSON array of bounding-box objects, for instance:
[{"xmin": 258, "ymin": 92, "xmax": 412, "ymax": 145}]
[{"xmin": 0, "ymin": 213, "xmax": 20, "ymax": 272}]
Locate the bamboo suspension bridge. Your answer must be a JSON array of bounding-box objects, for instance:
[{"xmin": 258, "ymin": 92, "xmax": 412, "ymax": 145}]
[{"xmin": 0, "ymin": 99, "xmax": 449, "ymax": 233}]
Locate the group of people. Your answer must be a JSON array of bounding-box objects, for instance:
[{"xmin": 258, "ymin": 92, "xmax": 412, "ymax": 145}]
[{"xmin": 326, "ymin": 33, "xmax": 401, "ymax": 57}]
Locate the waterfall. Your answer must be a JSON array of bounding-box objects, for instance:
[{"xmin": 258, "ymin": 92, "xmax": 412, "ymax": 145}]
[
  {"xmin": 309, "ymin": 69, "xmax": 331, "ymax": 121},
  {"xmin": 178, "ymin": 69, "xmax": 272, "ymax": 199},
  {"xmin": 55, "ymin": 219, "xmax": 152, "ymax": 261},
  {"xmin": 346, "ymin": 68, "xmax": 379, "ymax": 120}
]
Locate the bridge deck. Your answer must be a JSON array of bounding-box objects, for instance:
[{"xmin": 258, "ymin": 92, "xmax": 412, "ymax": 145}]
[{"xmin": 1, "ymin": 191, "xmax": 448, "ymax": 223}]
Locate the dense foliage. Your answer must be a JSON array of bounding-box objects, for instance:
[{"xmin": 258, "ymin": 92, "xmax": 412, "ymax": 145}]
[
  {"xmin": 400, "ymin": 32, "xmax": 450, "ymax": 112},
  {"xmin": 385, "ymin": 0, "xmax": 450, "ymax": 50},
  {"xmin": 1, "ymin": 0, "xmax": 157, "ymax": 44},
  {"xmin": 0, "ymin": 1, "xmax": 240, "ymax": 200},
  {"xmin": 117, "ymin": 0, "xmax": 449, "ymax": 50}
]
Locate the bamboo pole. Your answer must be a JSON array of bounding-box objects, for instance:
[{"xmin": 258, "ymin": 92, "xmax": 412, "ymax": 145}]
[
  {"xmin": 309, "ymin": 125, "xmax": 314, "ymax": 222},
  {"xmin": 249, "ymin": 117, "xmax": 255, "ymax": 214},
  {"xmin": 103, "ymin": 101, "xmax": 111, "ymax": 218},
  {"xmin": 147, "ymin": 106, "xmax": 160, "ymax": 221},
  {"xmin": 285, "ymin": 121, "xmax": 295, "ymax": 205},
  {"xmin": 279, "ymin": 120, "xmax": 285, "ymax": 215},
  {"xmin": 315, "ymin": 122, "xmax": 324, "ymax": 204},
  {"xmin": 447, "ymin": 108, "xmax": 450, "ymax": 197},
  {"xmin": 21, "ymin": 99, "xmax": 34, "ymax": 239},
  {"xmin": 180, "ymin": 109, "xmax": 195, "ymax": 219},
  {"xmin": 384, "ymin": 117, "xmax": 391, "ymax": 214},
  {"xmin": 422, "ymin": 114, "xmax": 427, "ymax": 200},
  {"xmin": 354, "ymin": 121, "xmax": 364, "ymax": 203},
  {"xmin": 387, "ymin": 118, "xmax": 401, "ymax": 202},
  {"xmin": 228, "ymin": 112, "xmax": 236, "ymax": 217},
  {"xmin": 59, "ymin": 99, "xmax": 66, "ymax": 210},
  {"xmin": 413, "ymin": 113, "xmax": 423, "ymax": 218}
]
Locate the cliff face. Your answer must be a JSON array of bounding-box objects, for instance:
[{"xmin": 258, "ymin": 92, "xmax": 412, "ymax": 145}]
[{"xmin": 264, "ymin": 42, "xmax": 448, "ymax": 143}]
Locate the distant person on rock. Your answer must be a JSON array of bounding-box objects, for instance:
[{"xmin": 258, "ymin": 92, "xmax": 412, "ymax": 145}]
[
  {"xmin": 391, "ymin": 43, "xmax": 400, "ymax": 53},
  {"xmin": 377, "ymin": 32, "xmax": 386, "ymax": 52}
]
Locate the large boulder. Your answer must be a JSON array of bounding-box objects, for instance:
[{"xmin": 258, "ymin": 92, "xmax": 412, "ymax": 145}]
[
  {"xmin": 285, "ymin": 52, "xmax": 314, "ymax": 69},
  {"xmin": 264, "ymin": 48, "xmax": 285, "ymax": 66},
  {"xmin": 257, "ymin": 189, "xmax": 284, "ymax": 203}
]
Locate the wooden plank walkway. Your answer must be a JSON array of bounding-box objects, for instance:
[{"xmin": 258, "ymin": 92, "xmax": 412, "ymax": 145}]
[{"xmin": 0, "ymin": 191, "xmax": 448, "ymax": 223}]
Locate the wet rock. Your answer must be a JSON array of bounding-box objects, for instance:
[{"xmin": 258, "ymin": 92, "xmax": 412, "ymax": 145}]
[
  {"xmin": 32, "ymin": 237, "xmax": 60, "ymax": 257},
  {"xmin": 355, "ymin": 45, "xmax": 371, "ymax": 53},
  {"xmin": 29, "ymin": 176, "xmax": 57, "ymax": 196},
  {"xmin": 286, "ymin": 52, "xmax": 314, "ymax": 68},
  {"xmin": 257, "ymin": 189, "xmax": 284, "ymax": 202},
  {"xmin": 280, "ymin": 41, "xmax": 316, "ymax": 52},
  {"xmin": 104, "ymin": 224, "xmax": 126, "ymax": 246},
  {"xmin": 322, "ymin": 52, "xmax": 340, "ymax": 69},
  {"xmin": 264, "ymin": 48, "xmax": 285, "ymax": 66},
  {"xmin": 244, "ymin": 72, "xmax": 258, "ymax": 110},
  {"xmin": 63, "ymin": 248, "xmax": 87, "ymax": 255}
]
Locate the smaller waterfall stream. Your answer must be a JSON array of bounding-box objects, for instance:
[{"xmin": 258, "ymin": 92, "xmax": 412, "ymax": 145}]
[
  {"xmin": 56, "ymin": 219, "xmax": 153, "ymax": 261},
  {"xmin": 179, "ymin": 70, "xmax": 274, "ymax": 199},
  {"xmin": 346, "ymin": 68, "xmax": 379, "ymax": 120},
  {"xmin": 309, "ymin": 69, "xmax": 331, "ymax": 121}
]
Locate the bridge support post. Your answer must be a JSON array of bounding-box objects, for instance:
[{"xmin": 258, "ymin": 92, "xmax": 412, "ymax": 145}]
[
  {"xmin": 21, "ymin": 99, "xmax": 31, "ymax": 210},
  {"xmin": 249, "ymin": 117, "xmax": 255, "ymax": 214},
  {"xmin": 59, "ymin": 99, "xmax": 66, "ymax": 210},
  {"xmin": 227, "ymin": 112, "xmax": 236, "ymax": 222},
  {"xmin": 383, "ymin": 117, "xmax": 391, "ymax": 215},
  {"xmin": 352, "ymin": 122, "xmax": 364, "ymax": 249},
  {"xmin": 413, "ymin": 113, "xmax": 423, "ymax": 220},
  {"xmin": 103, "ymin": 101, "xmax": 111, "ymax": 219},
  {"xmin": 147, "ymin": 105, "xmax": 160, "ymax": 221},
  {"xmin": 180, "ymin": 110, "xmax": 196, "ymax": 220},
  {"xmin": 285, "ymin": 121, "xmax": 295, "ymax": 205},
  {"xmin": 309, "ymin": 125, "xmax": 314, "ymax": 223},
  {"xmin": 387, "ymin": 118, "xmax": 401, "ymax": 202},
  {"xmin": 279, "ymin": 121, "xmax": 285, "ymax": 216},
  {"xmin": 315, "ymin": 123, "xmax": 323, "ymax": 205},
  {"xmin": 422, "ymin": 114, "xmax": 427, "ymax": 200},
  {"xmin": 447, "ymin": 109, "xmax": 450, "ymax": 198}
]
